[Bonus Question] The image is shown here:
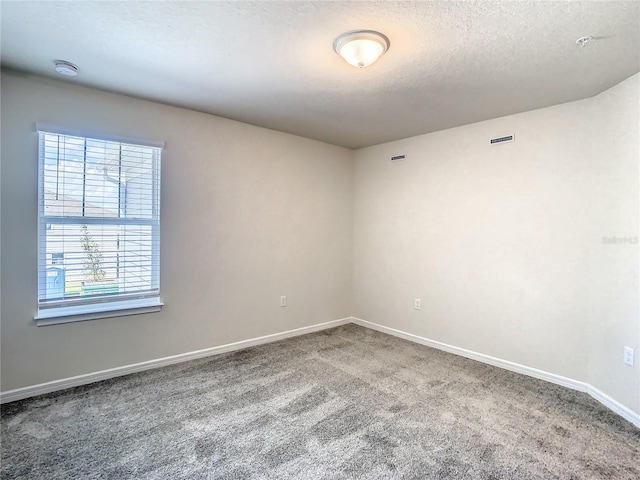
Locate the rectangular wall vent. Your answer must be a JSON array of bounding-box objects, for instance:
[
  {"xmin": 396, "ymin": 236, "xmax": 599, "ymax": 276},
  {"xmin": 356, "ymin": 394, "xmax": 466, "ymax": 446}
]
[
  {"xmin": 490, "ymin": 135, "xmax": 514, "ymax": 145},
  {"xmin": 391, "ymin": 154, "xmax": 407, "ymax": 161}
]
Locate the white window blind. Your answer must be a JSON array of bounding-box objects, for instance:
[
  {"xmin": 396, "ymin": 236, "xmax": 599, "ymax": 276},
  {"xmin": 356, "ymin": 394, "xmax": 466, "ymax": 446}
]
[{"xmin": 37, "ymin": 130, "xmax": 162, "ymax": 315}]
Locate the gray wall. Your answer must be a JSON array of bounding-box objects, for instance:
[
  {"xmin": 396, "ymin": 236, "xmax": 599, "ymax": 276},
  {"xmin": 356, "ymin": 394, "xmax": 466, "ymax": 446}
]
[
  {"xmin": 353, "ymin": 73, "xmax": 639, "ymax": 415},
  {"xmin": 1, "ymin": 70, "xmax": 354, "ymax": 391}
]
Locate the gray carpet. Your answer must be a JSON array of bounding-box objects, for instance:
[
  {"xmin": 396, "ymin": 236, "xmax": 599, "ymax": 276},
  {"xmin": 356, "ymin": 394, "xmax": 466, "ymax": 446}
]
[{"xmin": 1, "ymin": 324, "xmax": 639, "ymax": 479}]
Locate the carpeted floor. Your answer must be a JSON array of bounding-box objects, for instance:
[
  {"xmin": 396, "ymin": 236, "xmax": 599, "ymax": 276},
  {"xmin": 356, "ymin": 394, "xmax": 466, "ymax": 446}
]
[{"xmin": 1, "ymin": 324, "xmax": 639, "ymax": 479}]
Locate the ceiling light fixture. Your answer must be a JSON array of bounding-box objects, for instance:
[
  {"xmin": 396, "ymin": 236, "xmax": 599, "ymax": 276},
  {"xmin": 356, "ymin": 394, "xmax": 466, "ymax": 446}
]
[
  {"xmin": 54, "ymin": 60, "xmax": 78, "ymax": 76},
  {"xmin": 575, "ymin": 36, "xmax": 593, "ymax": 48},
  {"xmin": 333, "ymin": 30, "xmax": 390, "ymax": 68}
]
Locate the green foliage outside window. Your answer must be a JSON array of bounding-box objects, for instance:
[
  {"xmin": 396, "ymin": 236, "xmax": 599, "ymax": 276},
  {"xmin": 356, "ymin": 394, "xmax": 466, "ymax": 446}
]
[{"xmin": 80, "ymin": 224, "xmax": 105, "ymax": 282}]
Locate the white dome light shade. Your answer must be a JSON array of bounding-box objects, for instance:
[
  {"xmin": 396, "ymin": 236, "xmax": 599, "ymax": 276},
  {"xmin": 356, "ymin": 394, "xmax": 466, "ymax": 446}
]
[{"xmin": 333, "ymin": 30, "xmax": 390, "ymax": 68}]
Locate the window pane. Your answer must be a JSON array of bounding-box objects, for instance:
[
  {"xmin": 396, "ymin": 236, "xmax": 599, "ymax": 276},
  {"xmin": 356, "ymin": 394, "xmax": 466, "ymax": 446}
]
[
  {"xmin": 41, "ymin": 223, "xmax": 157, "ymax": 301},
  {"xmin": 41, "ymin": 134, "xmax": 158, "ymax": 220}
]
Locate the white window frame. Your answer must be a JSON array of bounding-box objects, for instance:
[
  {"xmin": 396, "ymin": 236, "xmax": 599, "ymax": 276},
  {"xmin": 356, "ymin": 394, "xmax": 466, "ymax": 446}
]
[{"xmin": 35, "ymin": 124, "xmax": 164, "ymax": 326}]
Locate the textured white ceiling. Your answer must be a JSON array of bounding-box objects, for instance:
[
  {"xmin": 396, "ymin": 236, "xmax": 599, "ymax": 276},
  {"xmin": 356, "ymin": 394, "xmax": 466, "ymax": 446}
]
[{"xmin": 1, "ymin": 1, "xmax": 638, "ymax": 148}]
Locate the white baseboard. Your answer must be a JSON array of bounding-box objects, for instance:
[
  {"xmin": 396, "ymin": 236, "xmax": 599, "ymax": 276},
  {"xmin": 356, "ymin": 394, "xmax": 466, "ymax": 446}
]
[
  {"xmin": 587, "ymin": 385, "xmax": 640, "ymax": 429},
  {"xmin": 0, "ymin": 317, "xmax": 352, "ymax": 404},
  {"xmin": 351, "ymin": 317, "xmax": 640, "ymax": 429},
  {"xmin": 3, "ymin": 316, "xmax": 639, "ymax": 430}
]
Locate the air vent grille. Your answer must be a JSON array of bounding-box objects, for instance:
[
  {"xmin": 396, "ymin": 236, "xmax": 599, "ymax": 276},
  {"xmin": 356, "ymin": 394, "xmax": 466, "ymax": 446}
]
[
  {"xmin": 490, "ymin": 135, "xmax": 514, "ymax": 145},
  {"xmin": 391, "ymin": 154, "xmax": 407, "ymax": 161}
]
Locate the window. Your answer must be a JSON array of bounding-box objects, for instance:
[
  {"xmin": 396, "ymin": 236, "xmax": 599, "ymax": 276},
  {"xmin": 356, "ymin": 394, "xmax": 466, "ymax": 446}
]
[{"xmin": 36, "ymin": 127, "xmax": 163, "ymax": 325}]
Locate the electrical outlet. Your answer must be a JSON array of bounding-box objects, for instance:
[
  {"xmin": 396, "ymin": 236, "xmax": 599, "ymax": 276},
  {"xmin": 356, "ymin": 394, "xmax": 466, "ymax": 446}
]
[
  {"xmin": 414, "ymin": 298, "xmax": 421, "ymax": 310},
  {"xmin": 280, "ymin": 296, "xmax": 287, "ymax": 307},
  {"xmin": 624, "ymin": 346, "xmax": 634, "ymax": 366}
]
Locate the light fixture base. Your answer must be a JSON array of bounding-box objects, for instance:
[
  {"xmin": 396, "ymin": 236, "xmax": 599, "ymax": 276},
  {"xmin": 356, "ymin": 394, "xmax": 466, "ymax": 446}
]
[{"xmin": 576, "ymin": 36, "xmax": 593, "ymax": 48}]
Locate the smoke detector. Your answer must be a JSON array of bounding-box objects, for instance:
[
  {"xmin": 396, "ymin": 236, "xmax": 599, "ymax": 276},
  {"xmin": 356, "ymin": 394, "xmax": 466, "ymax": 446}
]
[{"xmin": 54, "ymin": 60, "xmax": 78, "ymax": 76}]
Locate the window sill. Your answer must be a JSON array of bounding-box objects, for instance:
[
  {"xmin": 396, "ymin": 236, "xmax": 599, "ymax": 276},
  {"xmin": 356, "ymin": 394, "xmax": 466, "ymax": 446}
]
[{"xmin": 35, "ymin": 298, "xmax": 164, "ymax": 326}]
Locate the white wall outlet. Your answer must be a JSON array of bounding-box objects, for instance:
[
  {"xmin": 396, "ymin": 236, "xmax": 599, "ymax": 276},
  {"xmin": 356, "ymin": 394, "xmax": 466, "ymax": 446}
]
[
  {"xmin": 280, "ymin": 296, "xmax": 287, "ymax": 307},
  {"xmin": 414, "ymin": 298, "xmax": 421, "ymax": 310},
  {"xmin": 623, "ymin": 346, "xmax": 634, "ymax": 366}
]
